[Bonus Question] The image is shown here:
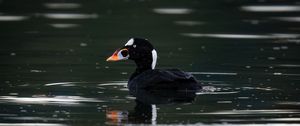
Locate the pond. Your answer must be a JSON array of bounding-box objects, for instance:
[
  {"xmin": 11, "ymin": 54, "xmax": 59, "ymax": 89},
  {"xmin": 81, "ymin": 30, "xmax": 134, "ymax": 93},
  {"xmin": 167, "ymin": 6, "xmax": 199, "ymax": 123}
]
[{"xmin": 0, "ymin": 0, "xmax": 300, "ymax": 125}]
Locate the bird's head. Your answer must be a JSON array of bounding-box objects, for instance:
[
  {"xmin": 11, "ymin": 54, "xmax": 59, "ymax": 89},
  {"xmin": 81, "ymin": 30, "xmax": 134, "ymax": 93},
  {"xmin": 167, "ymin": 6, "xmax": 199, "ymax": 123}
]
[{"xmin": 106, "ymin": 38, "xmax": 157, "ymax": 69}]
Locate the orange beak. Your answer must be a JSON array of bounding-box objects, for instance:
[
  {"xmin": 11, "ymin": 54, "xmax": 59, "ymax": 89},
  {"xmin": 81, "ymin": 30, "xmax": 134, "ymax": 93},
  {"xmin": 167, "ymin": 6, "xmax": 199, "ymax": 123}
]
[
  {"xmin": 106, "ymin": 48, "xmax": 129, "ymax": 62},
  {"xmin": 106, "ymin": 50, "xmax": 120, "ymax": 62}
]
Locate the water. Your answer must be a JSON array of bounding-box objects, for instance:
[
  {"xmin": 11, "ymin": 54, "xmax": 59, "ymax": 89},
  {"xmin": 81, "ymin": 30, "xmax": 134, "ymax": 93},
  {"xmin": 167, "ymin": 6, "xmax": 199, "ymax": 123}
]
[{"xmin": 1, "ymin": 0, "xmax": 300, "ymax": 125}]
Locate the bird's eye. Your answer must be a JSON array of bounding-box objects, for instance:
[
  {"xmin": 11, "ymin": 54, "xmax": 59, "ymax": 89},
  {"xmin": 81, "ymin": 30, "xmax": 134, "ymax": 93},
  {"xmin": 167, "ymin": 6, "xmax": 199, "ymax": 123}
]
[{"xmin": 121, "ymin": 49, "xmax": 128, "ymax": 57}]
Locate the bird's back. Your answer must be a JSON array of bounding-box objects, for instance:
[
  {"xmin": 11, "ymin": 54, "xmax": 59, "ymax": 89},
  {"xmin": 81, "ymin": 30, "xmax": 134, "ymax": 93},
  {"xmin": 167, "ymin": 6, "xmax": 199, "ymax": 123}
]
[{"xmin": 128, "ymin": 69, "xmax": 201, "ymax": 95}]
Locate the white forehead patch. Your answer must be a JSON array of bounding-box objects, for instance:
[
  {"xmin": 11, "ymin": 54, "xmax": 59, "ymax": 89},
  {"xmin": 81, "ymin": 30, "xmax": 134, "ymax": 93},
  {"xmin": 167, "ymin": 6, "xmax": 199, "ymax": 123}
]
[
  {"xmin": 125, "ymin": 38, "xmax": 134, "ymax": 46},
  {"xmin": 151, "ymin": 49, "xmax": 157, "ymax": 69}
]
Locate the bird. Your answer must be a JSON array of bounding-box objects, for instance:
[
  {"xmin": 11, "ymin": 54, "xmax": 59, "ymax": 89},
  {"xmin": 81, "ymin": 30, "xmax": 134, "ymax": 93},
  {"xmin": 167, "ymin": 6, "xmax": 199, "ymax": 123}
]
[{"xmin": 106, "ymin": 38, "xmax": 201, "ymax": 95}]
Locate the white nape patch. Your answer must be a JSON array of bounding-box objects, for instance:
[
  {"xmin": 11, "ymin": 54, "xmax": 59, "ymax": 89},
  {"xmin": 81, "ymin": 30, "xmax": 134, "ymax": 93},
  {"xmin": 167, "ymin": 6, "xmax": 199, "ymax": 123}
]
[
  {"xmin": 151, "ymin": 49, "xmax": 157, "ymax": 69},
  {"xmin": 125, "ymin": 38, "xmax": 134, "ymax": 46}
]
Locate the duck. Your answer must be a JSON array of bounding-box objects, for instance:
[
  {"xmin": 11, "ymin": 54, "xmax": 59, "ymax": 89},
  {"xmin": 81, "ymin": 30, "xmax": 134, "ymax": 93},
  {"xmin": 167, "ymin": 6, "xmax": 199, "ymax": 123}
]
[{"xmin": 106, "ymin": 38, "xmax": 201, "ymax": 95}]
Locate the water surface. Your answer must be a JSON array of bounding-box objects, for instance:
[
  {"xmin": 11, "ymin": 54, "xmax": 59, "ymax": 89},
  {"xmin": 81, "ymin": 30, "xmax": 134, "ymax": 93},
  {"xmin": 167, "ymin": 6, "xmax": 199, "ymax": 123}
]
[{"xmin": 0, "ymin": 0, "xmax": 300, "ymax": 125}]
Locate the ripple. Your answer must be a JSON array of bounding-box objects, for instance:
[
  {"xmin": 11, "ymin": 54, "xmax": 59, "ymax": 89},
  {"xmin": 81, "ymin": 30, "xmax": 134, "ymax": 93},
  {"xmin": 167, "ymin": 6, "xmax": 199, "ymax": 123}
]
[
  {"xmin": 44, "ymin": 3, "xmax": 81, "ymax": 9},
  {"xmin": 266, "ymin": 118, "xmax": 300, "ymax": 121},
  {"xmin": 174, "ymin": 21, "xmax": 205, "ymax": 26},
  {"xmin": 30, "ymin": 69, "xmax": 46, "ymax": 73},
  {"xmin": 278, "ymin": 64, "xmax": 300, "ymax": 68},
  {"xmin": 273, "ymin": 17, "xmax": 300, "ymax": 22},
  {"xmin": 0, "ymin": 95, "xmax": 105, "ymax": 105},
  {"xmin": 0, "ymin": 15, "xmax": 28, "ymax": 21},
  {"xmin": 125, "ymin": 96, "xmax": 136, "ymax": 100},
  {"xmin": 241, "ymin": 5, "xmax": 300, "ymax": 12},
  {"xmin": 45, "ymin": 82, "xmax": 76, "ymax": 86},
  {"xmin": 49, "ymin": 23, "xmax": 79, "ymax": 28},
  {"xmin": 217, "ymin": 101, "xmax": 232, "ymax": 104},
  {"xmin": 196, "ymin": 91, "xmax": 238, "ymax": 95},
  {"xmin": 193, "ymin": 124, "xmax": 297, "ymax": 126},
  {"xmin": 42, "ymin": 13, "xmax": 98, "ymax": 19},
  {"xmin": 189, "ymin": 109, "xmax": 300, "ymax": 115},
  {"xmin": 220, "ymin": 118, "xmax": 300, "ymax": 123},
  {"xmin": 201, "ymin": 86, "xmax": 217, "ymax": 92},
  {"xmin": 277, "ymin": 101, "xmax": 300, "ymax": 106},
  {"xmin": 8, "ymin": 93, "xmax": 18, "ymax": 96},
  {"xmin": 240, "ymin": 87, "xmax": 278, "ymax": 91},
  {"xmin": 189, "ymin": 72, "xmax": 237, "ymax": 76},
  {"xmin": 0, "ymin": 123, "xmax": 66, "ymax": 126},
  {"xmin": 153, "ymin": 8, "xmax": 193, "ymax": 14},
  {"xmin": 0, "ymin": 114, "xmax": 17, "ymax": 116},
  {"xmin": 272, "ymin": 73, "xmax": 300, "ymax": 76},
  {"xmin": 119, "ymin": 88, "xmax": 129, "ymax": 91},
  {"xmin": 98, "ymin": 81, "xmax": 127, "ymax": 86},
  {"xmin": 4, "ymin": 117, "xmax": 67, "ymax": 121},
  {"xmin": 181, "ymin": 33, "xmax": 300, "ymax": 39}
]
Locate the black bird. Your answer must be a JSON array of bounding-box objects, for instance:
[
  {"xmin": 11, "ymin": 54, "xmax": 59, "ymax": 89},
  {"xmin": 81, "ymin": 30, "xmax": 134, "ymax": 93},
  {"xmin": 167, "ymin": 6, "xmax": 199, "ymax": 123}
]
[{"xmin": 106, "ymin": 38, "xmax": 201, "ymax": 95}]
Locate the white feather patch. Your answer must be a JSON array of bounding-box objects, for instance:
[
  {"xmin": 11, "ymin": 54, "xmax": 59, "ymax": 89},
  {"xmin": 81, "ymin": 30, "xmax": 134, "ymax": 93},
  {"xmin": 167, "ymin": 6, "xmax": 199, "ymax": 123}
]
[
  {"xmin": 151, "ymin": 49, "xmax": 157, "ymax": 69},
  {"xmin": 125, "ymin": 38, "xmax": 134, "ymax": 46},
  {"xmin": 151, "ymin": 104, "xmax": 157, "ymax": 125}
]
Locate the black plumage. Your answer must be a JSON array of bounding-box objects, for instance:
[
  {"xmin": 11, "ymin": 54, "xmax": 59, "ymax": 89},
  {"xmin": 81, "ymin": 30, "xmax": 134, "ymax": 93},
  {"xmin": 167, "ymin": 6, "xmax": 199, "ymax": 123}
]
[
  {"xmin": 128, "ymin": 69, "xmax": 200, "ymax": 95},
  {"xmin": 106, "ymin": 38, "xmax": 201, "ymax": 96}
]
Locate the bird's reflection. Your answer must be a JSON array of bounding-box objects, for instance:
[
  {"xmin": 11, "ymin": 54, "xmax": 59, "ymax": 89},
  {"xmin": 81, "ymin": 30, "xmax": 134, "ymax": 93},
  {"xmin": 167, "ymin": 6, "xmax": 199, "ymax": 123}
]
[{"xmin": 106, "ymin": 88, "xmax": 196, "ymax": 125}]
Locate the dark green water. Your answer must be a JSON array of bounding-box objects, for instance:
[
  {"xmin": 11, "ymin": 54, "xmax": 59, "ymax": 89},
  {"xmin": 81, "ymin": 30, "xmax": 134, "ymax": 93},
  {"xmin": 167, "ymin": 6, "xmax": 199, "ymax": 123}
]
[{"xmin": 1, "ymin": 0, "xmax": 300, "ymax": 125}]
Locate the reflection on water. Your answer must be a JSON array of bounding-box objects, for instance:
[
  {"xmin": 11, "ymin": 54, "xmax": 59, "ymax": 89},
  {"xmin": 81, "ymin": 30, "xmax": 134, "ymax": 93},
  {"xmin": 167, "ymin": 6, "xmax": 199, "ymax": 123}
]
[
  {"xmin": 0, "ymin": 95, "xmax": 104, "ymax": 105},
  {"xmin": 273, "ymin": 17, "xmax": 300, "ymax": 22},
  {"xmin": 44, "ymin": 3, "xmax": 82, "ymax": 9},
  {"xmin": 106, "ymin": 85, "xmax": 196, "ymax": 125},
  {"xmin": 1, "ymin": 0, "xmax": 300, "ymax": 125},
  {"xmin": 196, "ymin": 109, "xmax": 300, "ymax": 115},
  {"xmin": 0, "ymin": 15, "xmax": 28, "ymax": 21},
  {"xmin": 181, "ymin": 33, "xmax": 300, "ymax": 39},
  {"xmin": 1, "ymin": 81, "xmax": 299, "ymax": 125},
  {"xmin": 189, "ymin": 72, "xmax": 237, "ymax": 75},
  {"xmin": 153, "ymin": 8, "xmax": 193, "ymax": 14},
  {"xmin": 42, "ymin": 13, "xmax": 98, "ymax": 19},
  {"xmin": 0, "ymin": 123, "xmax": 67, "ymax": 126},
  {"xmin": 174, "ymin": 21, "xmax": 205, "ymax": 26},
  {"xmin": 49, "ymin": 24, "xmax": 79, "ymax": 29},
  {"xmin": 241, "ymin": 5, "xmax": 300, "ymax": 12}
]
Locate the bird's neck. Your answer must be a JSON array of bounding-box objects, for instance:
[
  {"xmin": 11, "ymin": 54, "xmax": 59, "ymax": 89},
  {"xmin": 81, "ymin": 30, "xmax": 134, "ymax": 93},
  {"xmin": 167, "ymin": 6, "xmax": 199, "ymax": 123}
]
[
  {"xmin": 129, "ymin": 59, "xmax": 153, "ymax": 81},
  {"xmin": 129, "ymin": 50, "xmax": 157, "ymax": 81},
  {"xmin": 135, "ymin": 59, "xmax": 153, "ymax": 73}
]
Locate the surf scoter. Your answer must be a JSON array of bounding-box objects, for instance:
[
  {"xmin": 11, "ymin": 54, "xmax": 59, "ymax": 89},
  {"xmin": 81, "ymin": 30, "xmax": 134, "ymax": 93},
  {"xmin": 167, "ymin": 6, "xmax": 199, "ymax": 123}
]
[{"xmin": 106, "ymin": 38, "xmax": 201, "ymax": 94}]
